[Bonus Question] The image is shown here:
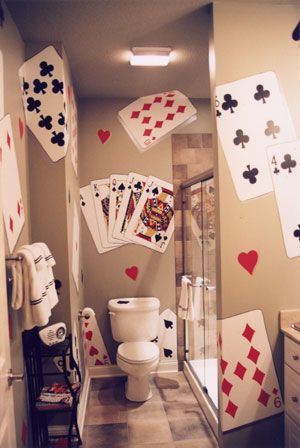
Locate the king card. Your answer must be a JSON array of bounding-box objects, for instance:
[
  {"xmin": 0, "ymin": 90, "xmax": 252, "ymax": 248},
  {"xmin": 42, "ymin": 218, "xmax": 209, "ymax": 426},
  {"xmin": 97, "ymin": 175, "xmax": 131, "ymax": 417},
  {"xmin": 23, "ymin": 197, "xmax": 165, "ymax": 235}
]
[
  {"xmin": 216, "ymin": 71, "xmax": 296, "ymax": 201},
  {"xmin": 0, "ymin": 115, "xmax": 25, "ymax": 252},
  {"xmin": 267, "ymin": 140, "xmax": 300, "ymax": 258},
  {"xmin": 19, "ymin": 45, "xmax": 69, "ymax": 162},
  {"xmin": 118, "ymin": 90, "xmax": 197, "ymax": 152},
  {"xmin": 125, "ymin": 176, "xmax": 174, "ymax": 253},
  {"xmin": 218, "ymin": 310, "xmax": 283, "ymax": 432},
  {"xmin": 108, "ymin": 174, "xmax": 128, "ymax": 245}
]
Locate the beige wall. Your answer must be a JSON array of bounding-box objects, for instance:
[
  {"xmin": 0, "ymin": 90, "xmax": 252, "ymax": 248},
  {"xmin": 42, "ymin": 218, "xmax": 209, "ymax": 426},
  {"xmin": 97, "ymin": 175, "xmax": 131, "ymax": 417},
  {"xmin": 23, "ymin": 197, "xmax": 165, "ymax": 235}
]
[{"xmin": 212, "ymin": 2, "xmax": 300, "ymax": 447}]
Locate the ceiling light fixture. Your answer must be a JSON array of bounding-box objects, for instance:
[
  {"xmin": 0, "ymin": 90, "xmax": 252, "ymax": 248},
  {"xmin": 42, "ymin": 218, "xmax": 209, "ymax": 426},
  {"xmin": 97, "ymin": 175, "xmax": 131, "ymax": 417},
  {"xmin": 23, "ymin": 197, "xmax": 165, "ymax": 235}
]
[{"xmin": 130, "ymin": 47, "xmax": 172, "ymax": 67}]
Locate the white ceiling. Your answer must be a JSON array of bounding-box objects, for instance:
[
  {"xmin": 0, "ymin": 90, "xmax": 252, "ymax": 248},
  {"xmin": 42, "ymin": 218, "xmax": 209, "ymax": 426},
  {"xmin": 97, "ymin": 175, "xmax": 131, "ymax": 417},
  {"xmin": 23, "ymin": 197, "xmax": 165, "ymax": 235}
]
[{"xmin": 6, "ymin": 0, "xmax": 212, "ymax": 99}]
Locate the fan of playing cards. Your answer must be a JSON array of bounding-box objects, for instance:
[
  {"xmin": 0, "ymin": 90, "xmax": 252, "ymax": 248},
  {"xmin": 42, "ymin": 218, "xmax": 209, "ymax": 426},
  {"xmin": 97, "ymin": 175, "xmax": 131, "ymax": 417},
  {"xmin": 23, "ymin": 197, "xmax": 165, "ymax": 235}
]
[
  {"xmin": 118, "ymin": 90, "xmax": 197, "ymax": 152},
  {"xmin": 80, "ymin": 173, "xmax": 174, "ymax": 254}
]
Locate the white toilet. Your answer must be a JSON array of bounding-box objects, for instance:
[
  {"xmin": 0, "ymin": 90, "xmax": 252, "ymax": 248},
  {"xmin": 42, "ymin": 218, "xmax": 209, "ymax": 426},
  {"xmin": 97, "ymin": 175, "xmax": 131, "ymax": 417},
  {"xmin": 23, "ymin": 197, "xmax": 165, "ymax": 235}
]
[{"xmin": 108, "ymin": 297, "xmax": 160, "ymax": 402}]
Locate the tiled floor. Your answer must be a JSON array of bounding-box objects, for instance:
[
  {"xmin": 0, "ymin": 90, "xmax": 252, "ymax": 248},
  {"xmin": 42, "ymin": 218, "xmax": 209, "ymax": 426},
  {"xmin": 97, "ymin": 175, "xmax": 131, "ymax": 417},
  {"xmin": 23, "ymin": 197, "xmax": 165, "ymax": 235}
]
[{"xmin": 82, "ymin": 371, "xmax": 218, "ymax": 447}]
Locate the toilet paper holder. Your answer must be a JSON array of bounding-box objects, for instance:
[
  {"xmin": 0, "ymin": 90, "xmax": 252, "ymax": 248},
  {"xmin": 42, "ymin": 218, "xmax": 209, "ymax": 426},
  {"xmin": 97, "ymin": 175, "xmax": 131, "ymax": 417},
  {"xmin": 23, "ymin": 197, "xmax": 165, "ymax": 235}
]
[{"xmin": 78, "ymin": 307, "xmax": 95, "ymax": 321}]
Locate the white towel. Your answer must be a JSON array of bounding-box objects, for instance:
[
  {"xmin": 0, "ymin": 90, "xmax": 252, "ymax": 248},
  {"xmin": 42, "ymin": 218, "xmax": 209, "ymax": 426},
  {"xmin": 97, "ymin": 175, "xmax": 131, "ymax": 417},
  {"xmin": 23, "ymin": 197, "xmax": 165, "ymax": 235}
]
[
  {"xmin": 10, "ymin": 257, "xmax": 23, "ymax": 310},
  {"xmin": 178, "ymin": 276, "xmax": 194, "ymax": 321},
  {"xmin": 33, "ymin": 242, "xmax": 58, "ymax": 309}
]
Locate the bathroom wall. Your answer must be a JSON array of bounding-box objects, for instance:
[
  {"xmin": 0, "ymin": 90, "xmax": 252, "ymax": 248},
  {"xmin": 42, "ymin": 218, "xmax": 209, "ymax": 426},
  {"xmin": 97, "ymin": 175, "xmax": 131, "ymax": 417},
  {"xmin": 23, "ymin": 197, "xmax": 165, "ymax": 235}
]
[
  {"xmin": 79, "ymin": 98, "xmax": 211, "ymax": 362},
  {"xmin": 212, "ymin": 2, "xmax": 300, "ymax": 447},
  {"xmin": 0, "ymin": 3, "xmax": 31, "ymax": 446}
]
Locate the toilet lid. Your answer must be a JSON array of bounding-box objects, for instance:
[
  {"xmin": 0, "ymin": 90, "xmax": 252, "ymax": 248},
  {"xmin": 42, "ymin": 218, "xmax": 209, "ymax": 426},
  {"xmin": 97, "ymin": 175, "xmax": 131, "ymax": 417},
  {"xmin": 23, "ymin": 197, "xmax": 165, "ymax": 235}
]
[{"xmin": 117, "ymin": 341, "xmax": 159, "ymax": 364}]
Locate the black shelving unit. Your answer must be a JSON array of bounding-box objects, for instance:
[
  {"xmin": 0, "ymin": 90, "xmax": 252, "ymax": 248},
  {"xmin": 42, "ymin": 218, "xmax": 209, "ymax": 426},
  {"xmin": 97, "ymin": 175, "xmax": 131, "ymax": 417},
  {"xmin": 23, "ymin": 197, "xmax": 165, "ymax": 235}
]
[{"xmin": 23, "ymin": 328, "xmax": 82, "ymax": 448}]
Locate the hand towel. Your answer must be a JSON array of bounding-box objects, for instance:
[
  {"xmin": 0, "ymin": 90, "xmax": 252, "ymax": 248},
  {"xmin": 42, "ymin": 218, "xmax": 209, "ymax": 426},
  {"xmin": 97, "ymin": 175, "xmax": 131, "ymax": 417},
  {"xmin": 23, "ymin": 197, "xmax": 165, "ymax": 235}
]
[
  {"xmin": 178, "ymin": 276, "xmax": 194, "ymax": 321},
  {"xmin": 10, "ymin": 257, "xmax": 23, "ymax": 310},
  {"xmin": 33, "ymin": 242, "xmax": 58, "ymax": 309}
]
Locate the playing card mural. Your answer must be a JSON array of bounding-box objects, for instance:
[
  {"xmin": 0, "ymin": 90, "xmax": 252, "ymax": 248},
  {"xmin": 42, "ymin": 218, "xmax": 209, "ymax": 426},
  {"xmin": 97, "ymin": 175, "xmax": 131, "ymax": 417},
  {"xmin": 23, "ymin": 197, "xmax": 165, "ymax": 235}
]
[
  {"xmin": 71, "ymin": 202, "xmax": 80, "ymax": 291},
  {"xmin": 118, "ymin": 90, "xmax": 197, "ymax": 152},
  {"xmin": 157, "ymin": 309, "xmax": 177, "ymax": 362},
  {"xmin": 80, "ymin": 308, "xmax": 111, "ymax": 367},
  {"xmin": 215, "ymin": 71, "xmax": 296, "ymax": 201},
  {"xmin": 218, "ymin": 310, "xmax": 283, "ymax": 432},
  {"xmin": 19, "ymin": 46, "xmax": 69, "ymax": 162},
  {"xmin": 0, "ymin": 115, "xmax": 25, "ymax": 252},
  {"xmin": 108, "ymin": 174, "xmax": 128, "ymax": 245}
]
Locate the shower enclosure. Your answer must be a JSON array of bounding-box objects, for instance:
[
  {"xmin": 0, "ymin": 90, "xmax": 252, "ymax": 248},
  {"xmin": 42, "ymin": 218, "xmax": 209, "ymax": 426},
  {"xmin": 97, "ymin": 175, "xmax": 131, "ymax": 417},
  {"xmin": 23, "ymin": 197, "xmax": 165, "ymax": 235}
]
[{"xmin": 181, "ymin": 169, "xmax": 218, "ymax": 432}]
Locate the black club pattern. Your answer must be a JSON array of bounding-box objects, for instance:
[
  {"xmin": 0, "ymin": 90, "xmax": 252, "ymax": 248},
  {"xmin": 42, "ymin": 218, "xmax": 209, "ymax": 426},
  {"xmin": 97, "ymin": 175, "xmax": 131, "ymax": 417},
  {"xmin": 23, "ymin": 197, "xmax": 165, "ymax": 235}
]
[
  {"xmin": 52, "ymin": 79, "xmax": 64, "ymax": 94},
  {"xmin": 38, "ymin": 115, "xmax": 52, "ymax": 130},
  {"xmin": 51, "ymin": 131, "xmax": 65, "ymax": 147},
  {"xmin": 39, "ymin": 61, "xmax": 54, "ymax": 77},
  {"xmin": 243, "ymin": 165, "xmax": 259, "ymax": 184},
  {"xmin": 221, "ymin": 94, "xmax": 238, "ymax": 114},
  {"xmin": 33, "ymin": 79, "xmax": 48, "ymax": 95},
  {"xmin": 281, "ymin": 154, "xmax": 297, "ymax": 173},
  {"xmin": 233, "ymin": 129, "xmax": 250, "ymax": 148},
  {"xmin": 254, "ymin": 85, "xmax": 270, "ymax": 104},
  {"xmin": 293, "ymin": 225, "xmax": 300, "ymax": 240},
  {"xmin": 27, "ymin": 97, "xmax": 41, "ymax": 113}
]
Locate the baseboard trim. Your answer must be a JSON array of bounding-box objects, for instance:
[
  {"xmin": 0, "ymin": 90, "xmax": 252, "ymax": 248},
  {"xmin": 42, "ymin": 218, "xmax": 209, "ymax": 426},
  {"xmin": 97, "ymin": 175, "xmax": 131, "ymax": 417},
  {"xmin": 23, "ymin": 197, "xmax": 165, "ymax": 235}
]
[{"xmin": 88, "ymin": 360, "xmax": 179, "ymax": 378}]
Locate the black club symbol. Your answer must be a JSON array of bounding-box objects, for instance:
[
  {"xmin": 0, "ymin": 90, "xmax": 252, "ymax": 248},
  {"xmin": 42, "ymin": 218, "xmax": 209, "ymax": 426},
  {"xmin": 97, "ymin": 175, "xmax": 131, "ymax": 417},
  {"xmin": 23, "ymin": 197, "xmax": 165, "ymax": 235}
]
[
  {"xmin": 27, "ymin": 97, "xmax": 41, "ymax": 113},
  {"xmin": 243, "ymin": 165, "xmax": 259, "ymax": 184},
  {"xmin": 134, "ymin": 181, "xmax": 142, "ymax": 190},
  {"xmin": 51, "ymin": 131, "xmax": 65, "ymax": 147},
  {"xmin": 233, "ymin": 129, "xmax": 250, "ymax": 149},
  {"xmin": 58, "ymin": 112, "xmax": 65, "ymax": 126},
  {"xmin": 33, "ymin": 79, "xmax": 48, "ymax": 95},
  {"xmin": 221, "ymin": 94, "xmax": 238, "ymax": 114},
  {"xmin": 281, "ymin": 154, "xmax": 297, "ymax": 173},
  {"xmin": 254, "ymin": 84, "xmax": 270, "ymax": 104},
  {"xmin": 39, "ymin": 61, "xmax": 54, "ymax": 77},
  {"xmin": 22, "ymin": 78, "xmax": 29, "ymax": 95},
  {"xmin": 293, "ymin": 225, "xmax": 300, "ymax": 240},
  {"xmin": 264, "ymin": 120, "xmax": 280, "ymax": 139},
  {"xmin": 38, "ymin": 115, "xmax": 52, "ymax": 130},
  {"xmin": 52, "ymin": 79, "xmax": 64, "ymax": 94}
]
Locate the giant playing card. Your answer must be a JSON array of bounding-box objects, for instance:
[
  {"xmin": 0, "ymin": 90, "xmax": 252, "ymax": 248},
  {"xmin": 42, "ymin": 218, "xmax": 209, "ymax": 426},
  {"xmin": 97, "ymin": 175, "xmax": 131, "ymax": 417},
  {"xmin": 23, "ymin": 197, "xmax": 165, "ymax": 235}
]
[
  {"xmin": 218, "ymin": 310, "xmax": 283, "ymax": 432},
  {"xmin": 19, "ymin": 46, "xmax": 69, "ymax": 162},
  {"xmin": 119, "ymin": 90, "xmax": 196, "ymax": 152},
  {"xmin": 0, "ymin": 115, "xmax": 25, "ymax": 252}
]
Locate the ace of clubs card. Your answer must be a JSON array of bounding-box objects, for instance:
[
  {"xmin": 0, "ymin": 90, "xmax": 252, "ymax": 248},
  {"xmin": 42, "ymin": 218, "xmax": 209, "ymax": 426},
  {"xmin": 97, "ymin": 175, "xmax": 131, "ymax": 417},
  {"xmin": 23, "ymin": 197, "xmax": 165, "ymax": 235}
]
[{"xmin": 125, "ymin": 176, "xmax": 174, "ymax": 253}]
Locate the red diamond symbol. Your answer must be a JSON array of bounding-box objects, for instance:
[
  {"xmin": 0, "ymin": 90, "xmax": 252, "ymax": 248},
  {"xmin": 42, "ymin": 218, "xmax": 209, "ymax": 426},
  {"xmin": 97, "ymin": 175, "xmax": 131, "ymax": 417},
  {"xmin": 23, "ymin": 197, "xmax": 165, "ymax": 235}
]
[
  {"xmin": 233, "ymin": 362, "xmax": 247, "ymax": 380},
  {"xmin": 165, "ymin": 100, "xmax": 174, "ymax": 107},
  {"xmin": 166, "ymin": 113, "xmax": 175, "ymax": 120},
  {"xmin": 131, "ymin": 111, "xmax": 140, "ymax": 119},
  {"xmin": 143, "ymin": 129, "xmax": 152, "ymax": 137},
  {"xmin": 272, "ymin": 388, "xmax": 278, "ymax": 395},
  {"xmin": 154, "ymin": 96, "xmax": 162, "ymax": 103},
  {"xmin": 247, "ymin": 346, "xmax": 260, "ymax": 364},
  {"xmin": 17, "ymin": 201, "xmax": 21, "ymax": 216},
  {"xmin": 142, "ymin": 103, "xmax": 151, "ymax": 111},
  {"xmin": 7, "ymin": 132, "xmax": 11, "ymax": 148},
  {"xmin": 252, "ymin": 367, "xmax": 265, "ymax": 385},
  {"xmin": 177, "ymin": 105, "xmax": 186, "ymax": 113},
  {"xmin": 166, "ymin": 93, "xmax": 175, "ymax": 97},
  {"xmin": 155, "ymin": 121, "xmax": 163, "ymax": 128},
  {"xmin": 220, "ymin": 358, "xmax": 228, "ymax": 375},
  {"xmin": 225, "ymin": 400, "xmax": 238, "ymax": 418},
  {"xmin": 242, "ymin": 323, "xmax": 255, "ymax": 343},
  {"xmin": 142, "ymin": 116, "xmax": 151, "ymax": 124},
  {"xmin": 9, "ymin": 216, "xmax": 14, "ymax": 232},
  {"xmin": 257, "ymin": 389, "xmax": 270, "ymax": 407},
  {"xmin": 218, "ymin": 333, "xmax": 222, "ymax": 348},
  {"xmin": 222, "ymin": 378, "xmax": 233, "ymax": 396}
]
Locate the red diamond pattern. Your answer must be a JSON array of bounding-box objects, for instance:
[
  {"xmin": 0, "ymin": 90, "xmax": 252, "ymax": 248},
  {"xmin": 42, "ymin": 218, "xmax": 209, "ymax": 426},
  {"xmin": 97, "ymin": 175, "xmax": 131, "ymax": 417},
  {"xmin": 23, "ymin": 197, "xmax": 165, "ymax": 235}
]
[
  {"xmin": 131, "ymin": 111, "xmax": 140, "ymax": 119},
  {"xmin": 9, "ymin": 216, "xmax": 14, "ymax": 232},
  {"xmin": 257, "ymin": 389, "xmax": 270, "ymax": 407},
  {"xmin": 166, "ymin": 113, "xmax": 175, "ymax": 120},
  {"xmin": 143, "ymin": 129, "xmax": 152, "ymax": 137},
  {"xmin": 154, "ymin": 96, "xmax": 162, "ymax": 103},
  {"xmin": 233, "ymin": 362, "xmax": 247, "ymax": 380},
  {"xmin": 155, "ymin": 121, "xmax": 163, "ymax": 128},
  {"xmin": 165, "ymin": 100, "xmax": 174, "ymax": 107},
  {"xmin": 225, "ymin": 400, "xmax": 238, "ymax": 418},
  {"xmin": 17, "ymin": 201, "xmax": 21, "ymax": 216},
  {"xmin": 7, "ymin": 132, "xmax": 11, "ymax": 148},
  {"xmin": 142, "ymin": 103, "xmax": 151, "ymax": 111},
  {"xmin": 247, "ymin": 346, "xmax": 260, "ymax": 364},
  {"xmin": 166, "ymin": 93, "xmax": 175, "ymax": 97},
  {"xmin": 252, "ymin": 367, "xmax": 265, "ymax": 385},
  {"xmin": 177, "ymin": 105, "xmax": 186, "ymax": 113},
  {"xmin": 221, "ymin": 378, "xmax": 233, "ymax": 396},
  {"xmin": 272, "ymin": 388, "xmax": 278, "ymax": 395},
  {"xmin": 220, "ymin": 358, "xmax": 228, "ymax": 375},
  {"xmin": 242, "ymin": 323, "xmax": 255, "ymax": 343},
  {"xmin": 142, "ymin": 116, "xmax": 151, "ymax": 124}
]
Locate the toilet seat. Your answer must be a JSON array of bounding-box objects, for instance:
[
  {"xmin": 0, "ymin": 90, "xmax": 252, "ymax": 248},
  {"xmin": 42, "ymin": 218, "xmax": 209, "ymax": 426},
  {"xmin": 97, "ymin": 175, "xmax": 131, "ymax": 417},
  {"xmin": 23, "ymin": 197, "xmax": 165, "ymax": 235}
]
[{"xmin": 117, "ymin": 341, "xmax": 159, "ymax": 364}]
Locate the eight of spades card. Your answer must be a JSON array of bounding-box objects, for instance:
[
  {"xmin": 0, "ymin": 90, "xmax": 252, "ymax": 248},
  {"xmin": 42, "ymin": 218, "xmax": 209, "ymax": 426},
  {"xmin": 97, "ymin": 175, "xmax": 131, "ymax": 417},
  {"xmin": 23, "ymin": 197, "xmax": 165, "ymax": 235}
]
[
  {"xmin": 215, "ymin": 71, "xmax": 296, "ymax": 201},
  {"xmin": 19, "ymin": 45, "xmax": 69, "ymax": 162},
  {"xmin": 267, "ymin": 140, "xmax": 300, "ymax": 258},
  {"xmin": 125, "ymin": 176, "xmax": 174, "ymax": 253},
  {"xmin": 108, "ymin": 174, "xmax": 128, "ymax": 245},
  {"xmin": 0, "ymin": 115, "xmax": 25, "ymax": 252},
  {"xmin": 113, "ymin": 172, "xmax": 147, "ymax": 243}
]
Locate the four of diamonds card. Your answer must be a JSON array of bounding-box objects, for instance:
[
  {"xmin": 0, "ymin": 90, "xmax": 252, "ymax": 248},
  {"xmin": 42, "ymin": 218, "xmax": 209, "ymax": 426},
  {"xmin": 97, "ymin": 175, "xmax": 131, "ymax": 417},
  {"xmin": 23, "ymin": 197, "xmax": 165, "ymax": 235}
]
[{"xmin": 80, "ymin": 173, "xmax": 174, "ymax": 254}]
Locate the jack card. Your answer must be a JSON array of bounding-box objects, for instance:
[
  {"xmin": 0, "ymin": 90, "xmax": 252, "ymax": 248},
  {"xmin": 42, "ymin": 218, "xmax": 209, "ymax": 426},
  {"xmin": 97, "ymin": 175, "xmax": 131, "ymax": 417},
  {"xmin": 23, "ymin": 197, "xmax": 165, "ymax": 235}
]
[{"xmin": 108, "ymin": 174, "xmax": 128, "ymax": 245}]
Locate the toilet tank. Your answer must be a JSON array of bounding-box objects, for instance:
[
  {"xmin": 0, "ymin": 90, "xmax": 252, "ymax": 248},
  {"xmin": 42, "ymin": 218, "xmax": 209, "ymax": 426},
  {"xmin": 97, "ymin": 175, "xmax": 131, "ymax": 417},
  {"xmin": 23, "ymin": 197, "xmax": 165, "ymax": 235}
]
[{"xmin": 108, "ymin": 297, "xmax": 160, "ymax": 342}]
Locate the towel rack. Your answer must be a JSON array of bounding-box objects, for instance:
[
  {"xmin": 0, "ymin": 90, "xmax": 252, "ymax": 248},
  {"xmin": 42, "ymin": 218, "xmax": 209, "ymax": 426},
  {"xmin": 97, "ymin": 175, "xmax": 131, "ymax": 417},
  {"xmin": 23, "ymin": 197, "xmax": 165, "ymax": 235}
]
[{"xmin": 5, "ymin": 255, "xmax": 23, "ymax": 261}]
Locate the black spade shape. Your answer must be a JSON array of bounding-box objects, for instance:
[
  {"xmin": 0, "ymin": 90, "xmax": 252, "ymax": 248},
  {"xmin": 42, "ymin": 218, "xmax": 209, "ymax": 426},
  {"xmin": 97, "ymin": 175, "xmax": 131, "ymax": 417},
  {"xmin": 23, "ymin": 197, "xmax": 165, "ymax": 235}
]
[
  {"xmin": 292, "ymin": 21, "xmax": 300, "ymax": 41},
  {"xmin": 164, "ymin": 319, "xmax": 173, "ymax": 329},
  {"xmin": 155, "ymin": 234, "xmax": 162, "ymax": 242},
  {"xmin": 152, "ymin": 187, "xmax": 159, "ymax": 195},
  {"xmin": 164, "ymin": 348, "xmax": 173, "ymax": 358}
]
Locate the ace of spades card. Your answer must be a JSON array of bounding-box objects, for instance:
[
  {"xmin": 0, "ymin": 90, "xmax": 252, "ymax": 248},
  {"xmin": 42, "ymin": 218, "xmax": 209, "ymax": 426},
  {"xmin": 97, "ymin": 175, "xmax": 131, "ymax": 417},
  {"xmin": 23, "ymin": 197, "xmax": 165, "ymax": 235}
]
[
  {"xmin": 0, "ymin": 115, "xmax": 25, "ymax": 252},
  {"xmin": 215, "ymin": 71, "xmax": 296, "ymax": 201},
  {"xmin": 118, "ymin": 90, "xmax": 197, "ymax": 152},
  {"xmin": 267, "ymin": 140, "xmax": 300, "ymax": 258},
  {"xmin": 108, "ymin": 174, "xmax": 128, "ymax": 245},
  {"xmin": 19, "ymin": 45, "xmax": 69, "ymax": 162},
  {"xmin": 125, "ymin": 176, "xmax": 174, "ymax": 253},
  {"xmin": 218, "ymin": 310, "xmax": 283, "ymax": 432}
]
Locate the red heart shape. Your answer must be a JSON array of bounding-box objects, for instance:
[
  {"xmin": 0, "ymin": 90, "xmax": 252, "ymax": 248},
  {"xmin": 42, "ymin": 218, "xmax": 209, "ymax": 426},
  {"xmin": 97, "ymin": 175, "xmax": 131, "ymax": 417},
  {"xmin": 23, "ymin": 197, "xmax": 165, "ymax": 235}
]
[
  {"xmin": 95, "ymin": 359, "xmax": 103, "ymax": 366},
  {"xmin": 19, "ymin": 117, "xmax": 24, "ymax": 140},
  {"xmin": 237, "ymin": 250, "xmax": 258, "ymax": 275},
  {"xmin": 85, "ymin": 331, "xmax": 93, "ymax": 341},
  {"xmin": 89, "ymin": 346, "xmax": 99, "ymax": 356},
  {"xmin": 125, "ymin": 266, "xmax": 138, "ymax": 281},
  {"xmin": 98, "ymin": 129, "xmax": 111, "ymax": 144}
]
